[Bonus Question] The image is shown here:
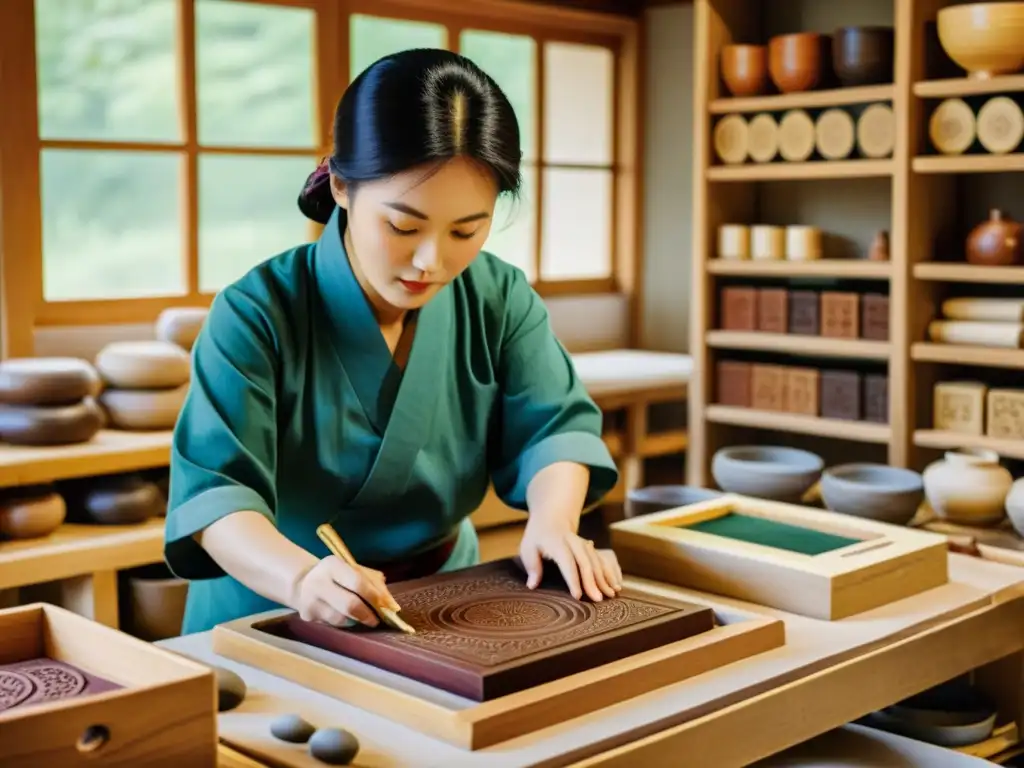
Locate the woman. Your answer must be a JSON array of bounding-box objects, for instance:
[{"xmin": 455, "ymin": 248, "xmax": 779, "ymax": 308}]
[{"xmin": 164, "ymin": 48, "xmax": 621, "ymax": 636}]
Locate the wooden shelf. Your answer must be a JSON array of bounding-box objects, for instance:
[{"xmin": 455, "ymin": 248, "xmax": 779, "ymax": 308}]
[
  {"xmin": 914, "ymin": 430, "xmax": 1024, "ymax": 462},
  {"xmin": 708, "ymin": 259, "xmax": 891, "ymax": 278},
  {"xmin": 914, "ymin": 263, "xmax": 1024, "ymax": 283},
  {"xmin": 0, "ymin": 430, "xmax": 172, "ymax": 489},
  {"xmin": 708, "ymin": 160, "xmax": 894, "ymax": 182},
  {"xmin": 706, "ymin": 331, "xmax": 891, "ymax": 360},
  {"xmin": 911, "ymin": 343, "xmax": 1024, "ymax": 369},
  {"xmin": 705, "ymin": 406, "xmax": 891, "ymax": 443},
  {"xmin": 913, "ymin": 155, "xmax": 1024, "ymax": 174},
  {"xmin": 914, "ymin": 75, "xmax": 1024, "ymax": 99},
  {"xmin": 709, "ymin": 84, "xmax": 894, "ymax": 114}
]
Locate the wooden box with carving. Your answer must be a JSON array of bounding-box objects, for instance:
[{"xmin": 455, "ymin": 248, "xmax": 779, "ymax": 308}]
[
  {"xmin": 716, "ymin": 360, "xmax": 752, "ymax": 407},
  {"xmin": 783, "ymin": 367, "xmax": 820, "ymax": 416},
  {"xmin": 610, "ymin": 494, "xmax": 949, "ymax": 621},
  {"xmin": 0, "ymin": 603, "xmax": 216, "ymax": 768},
  {"xmin": 721, "ymin": 287, "xmax": 757, "ymax": 331},
  {"xmin": 860, "ymin": 293, "xmax": 889, "ymax": 340},
  {"xmin": 821, "ymin": 370, "xmax": 861, "ymax": 420},
  {"xmin": 212, "ymin": 559, "xmax": 785, "ymax": 750},
  {"xmin": 751, "ymin": 364, "xmax": 786, "ymax": 411},
  {"xmin": 788, "ymin": 290, "xmax": 820, "ymax": 335},
  {"xmin": 934, "ymin": 381, "xmax": 986, "ymax": 435},
  {"xmin": 757, "ymin": 288, "xmax": 788, "ymax": 333},
  {"xmin": 864, "ymin": 373, "xmax": 888, "ymax": 424},
  {"xmin": 821, "ymin": 291, "xmax": 859, "ymax": 339},
  {"xmin": 986, "ymin": 388, "xmax": 1024, "ymax": 439}
]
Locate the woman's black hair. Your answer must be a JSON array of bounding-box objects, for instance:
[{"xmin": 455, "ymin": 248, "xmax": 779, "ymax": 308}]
[{"xmin": 298, "ymin": 48, "xmax": 523, "ymax": 225}]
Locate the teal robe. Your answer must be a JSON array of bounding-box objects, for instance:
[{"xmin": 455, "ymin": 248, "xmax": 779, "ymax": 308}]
[{"xmin": 164, "ymin": 207, "xmax": 619, "ymax": 634}]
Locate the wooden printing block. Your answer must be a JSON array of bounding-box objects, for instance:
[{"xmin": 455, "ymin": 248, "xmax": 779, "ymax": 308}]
[
  {"xmin": 720, "ymin": 286, "xmax": 758, "ymax": 331},
  {"xmin": 860, "ymin": 294, "xmax": 890, "ymax": 341},
  {"xmin": 788, "ymin": 290, "xmax": 820, "ymax": 335},
  {"xmin": 821, "ymin": 291, "xmax": 860, "ymax": 339},
  {"xmin": 751, "ymin": 364, "xmax": 786, "ymax": 411},
  {"xmin": 933, "ymin": 381, "xmax": 986, "ymax": 435},
  {"xmin": 274, "ymin": 558, "xmax": 715, "ymax": 702},
  {"xmin": 864, "ymin": 373, "xmax": 888, "ymax": 424},
  {"xmin": 783, "ymin": 367, "xmax": 820, "ymax": 416},
  {"xmin": 716, "ymin": 360, "xmax": 753, "ymax": 407},
  {"xmin": 820, "ymin": 370, "xmax": 862, "ymax": 420},
  {"xmin": 986, "ymin": 389, "xmax": 1024, "ymax": 439},
  {"xmin": 757, "ymin": 288, "xmax": 789, "ymax": 334}
]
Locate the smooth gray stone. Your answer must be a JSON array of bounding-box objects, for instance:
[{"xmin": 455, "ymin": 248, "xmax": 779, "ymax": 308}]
[
  {"xmin": 308, "ymin": 727, "xmax": 360, "ymax": 765},
  {"xmin": 270, "ymin": 713, "xmax": 316, "ymax": 743}
]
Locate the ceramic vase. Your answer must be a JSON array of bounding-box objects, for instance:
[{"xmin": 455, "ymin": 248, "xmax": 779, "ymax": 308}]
[
  {"xmin": 966, "ymin": 209, "xmax": 1022, "ymax": 266},
  {"xmin": 1005, "ymin": 478, "xmax": 1024, "ymax": 537},
  {"xmin": 923, "ymin": 448, "xmax": 1011, "ymax": 526}
]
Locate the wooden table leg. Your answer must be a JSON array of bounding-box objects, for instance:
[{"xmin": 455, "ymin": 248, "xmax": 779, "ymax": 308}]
[{"xmin": 58, "ymin": 570, "xmax": 119, "ymax": 628}]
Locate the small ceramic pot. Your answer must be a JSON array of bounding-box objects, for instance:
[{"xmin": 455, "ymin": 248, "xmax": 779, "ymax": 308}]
[
  {"xmin": 711, "ymin": 445, "xmax": 824, "ymax": 502},
  {"xmin": 769, "ymin": 32, "xmax": 825, "ymax": 93},
  {"xmin": 785, "ymin": 225, "xmax": 823, "ymax": 261},
  {"xmin": 0, "ymin": 486, "xmax": 66, "ymax": 540},
  {"xmin": 751, "ymin": 225, "xmax": 785, "ymax": 260},
  {"xmin": 966, "ymin": 209, "xmax": 1022, "ymax": 266},
  {"xmin": 718, "ymin": 224, "xmax": 750, "ymax": 260},
  {"xmin": 127, "ymin": 563, "xmax": 187, "ymax": 641},
  {"xmin": 832, "ymin": 26, "xmax": 895, "ymax": 86},
  {"xmin": 625, "ymin": 485, "xmax": 723, "ymax": 519},
  {"xmin": 923, "ymin": 448, "xmax": 1012, "ymax": 526},
  {"xmin": 720, "ymin": 44, "xmax": 768, "ymax": 97},
  {"xmin": 1006, "ymin": 478, "xmax": 1024, "ymax": 537},
  {"xmin": 820, "ymin": 464, "xmax": 924, "ymax": 526}
]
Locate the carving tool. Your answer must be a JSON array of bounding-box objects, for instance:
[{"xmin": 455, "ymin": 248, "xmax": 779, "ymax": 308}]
[{"xmin": 316, "ymin": 523, "xmax": 416, "ymax": 635}]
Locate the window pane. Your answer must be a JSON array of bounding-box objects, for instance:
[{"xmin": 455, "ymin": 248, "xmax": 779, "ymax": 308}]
[
  {"xmin": 350, "ymin": 15, "xmax": 446, "ymax": 82},
  {"xmin": 482, "ymin": 164, "xmax": 537, "ymax": 281},
  {"xmin": 41, "ymin": 150, "xmax": 184, "ymax": 300},
  {"xmin": 460, "ymin": 31, "xmax": 537, "ymax": 162},
  {"xmin": 35, "ymin": 0, "xmax": 179, "ymax": 142},
  {"xmin": 198, "ymin": 154, "xmax": 315, "ymax": 292},
  {"xmin": 540, "ymin": 168, "xmax": 612, "ymax": 281},
  {"xmin": 543, "ymin": 42, "xmax": 614, "ymax": 165},
  {"xmin": 196, "ymin": 0, "xmax": 316, "ymax": 148}
]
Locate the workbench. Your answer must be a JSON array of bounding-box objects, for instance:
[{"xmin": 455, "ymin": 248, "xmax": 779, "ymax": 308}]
[{"xmin": 161, "ymin": 553, "xmax": 1024, "ymax": 768}]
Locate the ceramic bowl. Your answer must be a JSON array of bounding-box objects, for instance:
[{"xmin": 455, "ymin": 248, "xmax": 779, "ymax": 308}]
[
  {"xmin": 768, "ymin": 32, "xmax": 825, "ymax": 93},
  {"xmin": 832, "ymin": 26, "xmax": 895, "ymax": 86},
  {"xmin": 0, "ymin": 487, "xmax": 66, "ymax": 540},
  {"xmin": 720, "ymin": 44, "xmax": 768, "ymax": 97},
  {"xmin": 937, "ymin": 2, "xmax": 1024, "ymax": 79},
  {"xmin": 625, "ymin": 485, "xmax": 722, "ymax": 519},
  {"xmin": 864, "ymin": 678, "xmax": 997, "ymax": 747},
  {"xmin": 820, "ymin": 463, "xmax": 924, "ymax": 526},
  {"xmin": 711, "ymin": 445, "xmax": 823, "ymax": 502}
]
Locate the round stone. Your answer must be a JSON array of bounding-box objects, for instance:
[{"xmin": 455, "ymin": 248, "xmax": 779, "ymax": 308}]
[
  {"xmin": 270, "ymin": 713, "xmax": 316, "ymax": 744},
  {"xmin": 308, "ymin": 727, "xmax": 360, "ymax": 765}
]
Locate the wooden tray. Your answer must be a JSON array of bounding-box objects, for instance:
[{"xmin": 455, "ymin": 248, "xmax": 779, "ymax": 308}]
[
  {"xmin": 0, "ymin": 602, "xmax": 216, "ymax": 767},
  {"xmin": 610, "ymin": 494, "xmax": 949, "ymax": 620},
  {"xmin": 212, "ymin": 588, "xmax": 784, "ymax": 750},
  {"xmin": 277, "ymin": 558, "xmax": 715, "ymax": 701}
]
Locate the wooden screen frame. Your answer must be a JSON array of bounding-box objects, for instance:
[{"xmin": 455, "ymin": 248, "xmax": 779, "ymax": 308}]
[{"xmin": 0, "ymin": 0, "xmax": 642, "ymax": 359}]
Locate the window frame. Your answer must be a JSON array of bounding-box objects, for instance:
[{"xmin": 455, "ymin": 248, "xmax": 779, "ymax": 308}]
[{"xmin": 0, "ymin": 0, "xmax": 641, "ymax": 359}]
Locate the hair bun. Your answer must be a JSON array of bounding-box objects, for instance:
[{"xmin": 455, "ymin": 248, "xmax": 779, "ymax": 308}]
[{"xmin": 297, "ymin": 161, "xmax": 335, "ymax": 224}]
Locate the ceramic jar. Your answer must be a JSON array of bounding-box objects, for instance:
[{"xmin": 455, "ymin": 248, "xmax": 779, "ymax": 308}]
[
  {"xmin": 923, "ymin": 448, "xmax": 1011, "ymax": 525},
  {"xmin": 720, "ymin": 44, "xmax": 768, "ymax": 97},
  {"xmin": 966, "ymin": 209, "xmax": 1022, "ymax": 266},
  {"xmin": 1006, "ymin": 478, "xmax": 1024, "ymax": 537}
]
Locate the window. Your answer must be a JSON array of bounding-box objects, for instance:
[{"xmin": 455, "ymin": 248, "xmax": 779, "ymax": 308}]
[{"xmin": 0, "ymin": 0, "xmax": 638, "ymax": 357}]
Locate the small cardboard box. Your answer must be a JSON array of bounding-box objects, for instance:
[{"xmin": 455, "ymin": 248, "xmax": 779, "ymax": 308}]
[{"xmin": 0, "ymin": 603, "xmax": 216, "ymax": 767}]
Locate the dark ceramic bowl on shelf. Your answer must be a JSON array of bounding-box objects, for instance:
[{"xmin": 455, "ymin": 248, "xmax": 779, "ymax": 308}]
[
  {"xmin": 711, "ymin": 445, "xmax": 823, "ymax": 503},
  {"xmin": 720, "ymin": 44, "xmax": 769, "ymax": 97},
  {"xmin": 833, "ymin": 26, "xmax": 895, "ymax": 86},
  {"xmin": 768, "ymin": 32, "xmax": 826, "ymax": 93}
]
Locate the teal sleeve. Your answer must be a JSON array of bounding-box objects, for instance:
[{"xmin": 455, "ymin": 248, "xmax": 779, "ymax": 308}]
[
  {"xmin": 489, "ymin": 273, "xmax": 619, "ymax": 510},
  {"xmin": 164, "ymin": 287, "xmax": 279, "ymax": 580}
]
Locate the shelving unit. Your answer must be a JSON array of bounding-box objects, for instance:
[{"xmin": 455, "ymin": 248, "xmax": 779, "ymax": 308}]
[{"xmin": 688, "ymin": 0, "xmax": 1024, "ymax": 486}]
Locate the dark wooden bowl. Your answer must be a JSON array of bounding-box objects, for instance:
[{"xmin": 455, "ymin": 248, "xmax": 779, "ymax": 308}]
[
  {"xmin": 720, "ymin": 44, "xmax": 768, "ymax": 97},
  {"xmin": 769, "ymin": 32, "xmax": 825, "ymax": 93},
  {"xmin": 833, "ymin": 26, "xmax": 895, "ymax": 86}
]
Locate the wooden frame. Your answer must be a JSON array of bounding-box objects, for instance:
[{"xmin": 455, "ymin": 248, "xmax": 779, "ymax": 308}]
[
  {"xmin": 0, "ymin": 0, "xmax": 642, "ymax": 358},
  {"xmin": 211, "ymin": 593, "xmax": 784, "ymax": 750},
  {"xmin": 610, "ymin": 493, "xmax": 950, "ymax": 620}
]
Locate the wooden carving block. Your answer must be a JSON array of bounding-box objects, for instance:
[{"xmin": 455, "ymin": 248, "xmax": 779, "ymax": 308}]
[
  {"xmin": 720, "ymin": 286, "xmax": 757, "ymax": 331},
  {"xmin": 788, "ymin": 290, "xmax": 820, "ymax": 335},
  {"xmin": 716, "ymin": 360, "xmax": 753, "ymax": 407},
  {"xmin": 933, "ymin": 381, "xmax": 986, "ymax": 435},
  {"xmin": 986, "ymin": 388, "xmax": 1024, "ymax": 440},
  {"xmin": 275, "ymin": 558, "xmax": 715, "ymax": 702},
  {"xmin": 821, "ymin": 291, "xmax": 860, "ymax": 339},
  {"xmin": 860, "ymin": 293, "xmax": 890, "ymax": 340},
  {"xmin": 783, "ymin": 367, "xmax": 820, "ymax": 416},
  {"xmin": 611, "ymin": 494, "xmax": 949, "ymax": 621},
  {"xmin": 757, "ymin": 288, "xmax": 789, "ymax": 333},
  {"xmin": 751, "ymin": 364, "xmax": 786, "ymax": 411},
  {"xmin": 821, "ymin": 369, "xmax": 862, "ymax": 420},
  {"xmin": 864, "ymin": 373, "xmax": 888, "ymax": 424}
]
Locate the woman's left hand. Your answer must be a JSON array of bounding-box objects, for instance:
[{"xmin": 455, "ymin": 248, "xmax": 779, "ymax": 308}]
[{"xmin": 518, "ymin": 518, "xmax": 623, "ymax": 601}]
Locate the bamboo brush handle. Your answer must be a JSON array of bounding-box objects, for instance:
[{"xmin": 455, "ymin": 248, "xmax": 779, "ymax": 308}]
[{"xmin": 316, "ymin": 523, "xmax": 358, "ymax": 567}]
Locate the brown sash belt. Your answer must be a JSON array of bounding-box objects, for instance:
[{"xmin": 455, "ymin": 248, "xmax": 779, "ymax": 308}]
[{"xmin": 364, "ymin": 534, "xmax": 458, "ymax": 584}]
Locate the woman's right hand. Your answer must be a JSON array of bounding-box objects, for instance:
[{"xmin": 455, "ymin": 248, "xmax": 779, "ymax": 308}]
[{"xmin": 294, "ymin": 556, "xmax": 401, "ymax": 627}]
